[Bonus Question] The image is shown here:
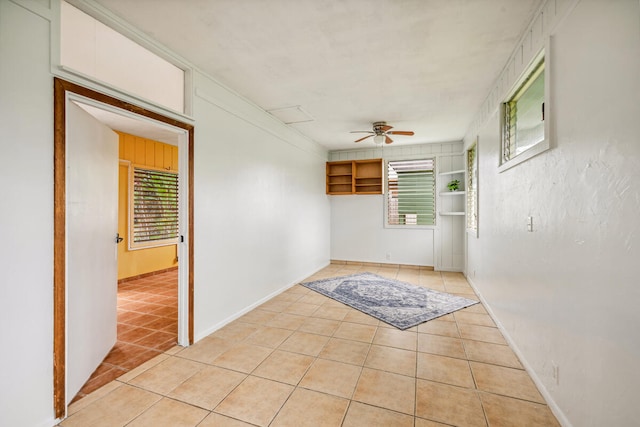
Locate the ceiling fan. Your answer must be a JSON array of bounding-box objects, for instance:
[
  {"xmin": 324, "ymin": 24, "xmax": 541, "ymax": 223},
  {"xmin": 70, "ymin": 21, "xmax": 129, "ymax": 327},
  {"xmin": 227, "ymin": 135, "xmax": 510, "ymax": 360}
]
[{"xmin": 351, "ymin": 121, "xmax": 415, "ymax": 145}]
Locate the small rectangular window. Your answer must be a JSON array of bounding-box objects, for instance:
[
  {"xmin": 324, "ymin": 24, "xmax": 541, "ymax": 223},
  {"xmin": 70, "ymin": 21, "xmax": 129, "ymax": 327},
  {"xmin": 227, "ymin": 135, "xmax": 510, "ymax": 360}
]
[
  {"xmin": 387, "ymin": 159, "xmax": 435, "ymax": 226},
  {"xmin": 467, "ymin": 144, "xmax": 478, "ymax": 233},
  {"xmin": 500, "ymin": 49, "xmax": 549, "ymax": 171},
  {"xmin": 131, "ymin": 167, "xmax": 179, "ymax": 248}
]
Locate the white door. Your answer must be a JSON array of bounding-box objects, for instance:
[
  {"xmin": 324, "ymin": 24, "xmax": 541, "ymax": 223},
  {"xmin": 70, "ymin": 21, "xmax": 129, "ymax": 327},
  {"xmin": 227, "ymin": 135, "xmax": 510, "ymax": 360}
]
[{"xmin": 66, "ymin": 100, "xmax": 119, "ymax": 403}]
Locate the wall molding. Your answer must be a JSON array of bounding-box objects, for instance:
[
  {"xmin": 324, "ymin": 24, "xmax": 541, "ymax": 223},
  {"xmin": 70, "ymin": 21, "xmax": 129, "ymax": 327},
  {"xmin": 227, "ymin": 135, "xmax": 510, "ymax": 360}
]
[
  {"xmin": 194, "ymin": 86, "xmax": 327, "ymax": 160},
  {"xmin": 329, "ymin": 141, "xmax": 463, "ymax": 162},
  {"xmin": 62, "ymin": 0, "xmax": 327, "ymax": 160},
  {"xmin": 9, "ymin": 0, "xmax": 52, "ymax": 20}
]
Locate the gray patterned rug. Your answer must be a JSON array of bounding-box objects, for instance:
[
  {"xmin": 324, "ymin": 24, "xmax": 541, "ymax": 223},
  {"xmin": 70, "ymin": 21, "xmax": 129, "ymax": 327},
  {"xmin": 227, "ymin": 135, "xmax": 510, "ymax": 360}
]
[{"xmin": 301, "ymin": 272, "xmax": 478, "ymax": 330}]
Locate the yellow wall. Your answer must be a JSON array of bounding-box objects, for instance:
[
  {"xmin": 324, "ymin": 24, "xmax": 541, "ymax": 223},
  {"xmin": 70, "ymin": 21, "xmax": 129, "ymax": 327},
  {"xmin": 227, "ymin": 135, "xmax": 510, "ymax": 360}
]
[{"xmin": 117, "ymin": 132, "xmax": 179, "ymax": 280}]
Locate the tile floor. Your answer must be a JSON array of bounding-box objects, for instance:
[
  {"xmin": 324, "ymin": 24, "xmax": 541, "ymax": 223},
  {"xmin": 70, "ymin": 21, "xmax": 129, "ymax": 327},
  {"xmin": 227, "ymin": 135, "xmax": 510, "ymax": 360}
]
[
  {"xmin": 61, "ymin": 262, "xmax": 560, "ymax": 426},
  {"xmin": 70, "ymin": 270, "xmax": 178, "ymax": 402}
]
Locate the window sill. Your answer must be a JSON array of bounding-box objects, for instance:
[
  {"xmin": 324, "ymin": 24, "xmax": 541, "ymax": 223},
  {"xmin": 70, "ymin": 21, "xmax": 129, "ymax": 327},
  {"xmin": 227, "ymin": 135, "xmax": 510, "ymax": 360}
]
[
  {"xmin": 498, "ymin": 139, "xmax": 550, "ymax": 173},
  {"xmin": 129, "ymin": 240, "xmax": 179, "ymax": 251},
  {"xmin": 384, "ymin": 224, "xmax": 437, "ymax": 230}
]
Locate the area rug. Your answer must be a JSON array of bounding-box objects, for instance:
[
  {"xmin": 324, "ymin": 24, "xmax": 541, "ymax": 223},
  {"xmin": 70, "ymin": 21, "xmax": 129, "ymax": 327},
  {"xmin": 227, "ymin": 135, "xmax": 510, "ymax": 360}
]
[{"xmin": 301, "ymin": 272, "xmax": 478, "ymax": 330}]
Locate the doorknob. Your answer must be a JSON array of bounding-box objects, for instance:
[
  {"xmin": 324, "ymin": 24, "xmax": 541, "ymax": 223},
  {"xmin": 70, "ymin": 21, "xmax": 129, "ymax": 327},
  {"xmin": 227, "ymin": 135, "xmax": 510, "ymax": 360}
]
[{"xmin": 116, "ymin": 233, "xmax": 124, "ymax": 244}]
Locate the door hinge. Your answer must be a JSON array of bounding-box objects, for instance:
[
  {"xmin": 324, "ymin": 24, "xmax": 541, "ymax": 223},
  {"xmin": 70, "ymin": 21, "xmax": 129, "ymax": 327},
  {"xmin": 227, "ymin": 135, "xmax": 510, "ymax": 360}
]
[
  {"xmin": 116, "ymin": 233, "xmax": 124, "ymax": 244},
  {"xmin": 180, "ymin": 235, "xmax": 184, "ymax": 243}
]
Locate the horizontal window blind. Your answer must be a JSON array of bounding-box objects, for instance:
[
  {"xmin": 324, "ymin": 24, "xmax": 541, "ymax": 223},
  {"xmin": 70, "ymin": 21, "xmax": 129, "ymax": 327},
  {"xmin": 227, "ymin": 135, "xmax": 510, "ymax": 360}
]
[
  {"xmin": 502, "ymin": 58, "xmax": 545, "ymax": 163},
  {"xmin": 388, "ymin": 159, "xmax": 435, "ymax": 226},
  {"xmin": 133, "ymin": 168, "xmax": 179, "ymax": 244},
  {"xmin": 502, "ymin": 101, "xmax": 517, "ymax": 162},
  {"xmin": 467, "ymin": 146, "xmax": 478, "ymax": 231}
]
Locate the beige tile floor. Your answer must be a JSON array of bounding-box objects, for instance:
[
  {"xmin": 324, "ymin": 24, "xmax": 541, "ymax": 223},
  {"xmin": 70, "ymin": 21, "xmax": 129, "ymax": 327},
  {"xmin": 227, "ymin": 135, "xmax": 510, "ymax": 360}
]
[{"xmin": 60, "ymin": 262, "xmax": 560, "ymax": 427}]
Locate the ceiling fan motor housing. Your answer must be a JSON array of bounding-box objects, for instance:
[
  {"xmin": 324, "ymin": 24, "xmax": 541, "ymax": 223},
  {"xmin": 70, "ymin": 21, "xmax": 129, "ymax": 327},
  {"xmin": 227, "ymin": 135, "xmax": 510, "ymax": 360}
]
[{"xmin": 373, "ymin": 121, "xmax": 388, "ymax": 135}]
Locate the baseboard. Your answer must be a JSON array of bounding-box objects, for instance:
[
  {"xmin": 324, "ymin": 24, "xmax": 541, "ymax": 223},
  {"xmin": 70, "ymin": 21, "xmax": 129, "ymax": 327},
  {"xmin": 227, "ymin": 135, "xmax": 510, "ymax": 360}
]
[
  {"xmin": 464, "ymin": 275, "xmax": 572, "ymax": 427},
  {"xmin": 42, "ymin": 416, "xmax": 60, "ymax": 427},
  {"xmin": 194, "ymin": 262, "xmax": 331, "ymax": 342},
  {"xmin": 330, "ymin": 260, "xmax": 435, "ymax": 271}
]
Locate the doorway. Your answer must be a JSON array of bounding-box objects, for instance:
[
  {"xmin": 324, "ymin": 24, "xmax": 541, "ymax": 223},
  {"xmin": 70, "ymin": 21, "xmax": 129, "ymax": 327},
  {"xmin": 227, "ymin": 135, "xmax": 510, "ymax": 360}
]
[
  {"xmin": 69, "ymin": 129, "xmax": 182, "ymax": 403},
  {"xmin": 53, "ymin": 78, "xmax": 194, "ymax": 419}
]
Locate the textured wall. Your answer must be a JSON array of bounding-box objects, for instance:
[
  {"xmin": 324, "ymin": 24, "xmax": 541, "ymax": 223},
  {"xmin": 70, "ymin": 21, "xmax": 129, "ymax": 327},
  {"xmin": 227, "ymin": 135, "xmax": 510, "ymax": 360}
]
[{"xmin": 464, "ymin": 1, "xmax": 640, "ymax": 425}]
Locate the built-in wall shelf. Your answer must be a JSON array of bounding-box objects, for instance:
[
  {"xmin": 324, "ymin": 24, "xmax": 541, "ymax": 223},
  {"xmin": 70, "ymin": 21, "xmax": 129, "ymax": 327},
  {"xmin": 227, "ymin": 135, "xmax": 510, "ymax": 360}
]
[
  {"xmin": 436, "ymin": 154, "xmax": 466, "ymax": 272},
  {"xmin": 327, "ymin": 159, "xmax": 383, "ymax": 195}
]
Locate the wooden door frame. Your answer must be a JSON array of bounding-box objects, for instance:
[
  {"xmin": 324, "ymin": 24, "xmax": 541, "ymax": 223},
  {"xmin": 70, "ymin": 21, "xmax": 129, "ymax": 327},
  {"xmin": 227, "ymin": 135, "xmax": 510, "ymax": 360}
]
[{"xmin": 53, "ymin": 77, "xmax": 194, "ymax": 418}]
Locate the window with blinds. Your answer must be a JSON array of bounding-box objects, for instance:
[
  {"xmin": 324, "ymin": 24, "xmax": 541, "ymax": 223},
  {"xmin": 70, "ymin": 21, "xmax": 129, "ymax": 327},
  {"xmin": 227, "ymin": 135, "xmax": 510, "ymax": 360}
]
[
  {"xmin": 387, "ymin": 159, "xmax": 435, "ymax": 226},
  {"xmin": 131, "ymin": 167, "xmax": 179, "ymax": 248},
  {"xmin": 467, "ymin": 145, "xmax": 478, "ymax": 232},
  {"xmin": 502, "ymin": 57, "xmax": 545, "ymax": 164}
]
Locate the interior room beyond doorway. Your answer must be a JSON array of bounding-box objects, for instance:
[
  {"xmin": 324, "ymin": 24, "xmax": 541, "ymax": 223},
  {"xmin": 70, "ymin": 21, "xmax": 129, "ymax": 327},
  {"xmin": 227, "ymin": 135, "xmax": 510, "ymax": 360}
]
[{"xmin": 71, "ymin": 131, "xmax": 181, "ymax": 403}]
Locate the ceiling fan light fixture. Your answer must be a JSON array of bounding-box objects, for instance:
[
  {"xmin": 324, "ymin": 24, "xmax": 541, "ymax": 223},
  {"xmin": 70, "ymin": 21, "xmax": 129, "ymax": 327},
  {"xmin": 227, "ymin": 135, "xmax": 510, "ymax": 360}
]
[{"xmin": 373, "ymin": 134, "xmax": 385, "ymax": 145}]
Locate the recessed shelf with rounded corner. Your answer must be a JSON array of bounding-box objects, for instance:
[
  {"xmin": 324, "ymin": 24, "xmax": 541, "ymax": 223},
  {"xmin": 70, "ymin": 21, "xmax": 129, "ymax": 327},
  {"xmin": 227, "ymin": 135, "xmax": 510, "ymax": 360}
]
[
  {"xmin": 440, "ymin": 191, "xmax": 466, "ymax": 196},
  {"xmin": 439, "ymin": 212, "xmax": 466, "ymax": 216}
]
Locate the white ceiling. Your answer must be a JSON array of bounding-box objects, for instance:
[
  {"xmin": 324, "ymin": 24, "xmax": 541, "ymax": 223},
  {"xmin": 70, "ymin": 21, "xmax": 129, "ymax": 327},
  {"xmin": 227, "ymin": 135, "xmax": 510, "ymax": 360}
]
[
  {"xmin": 83, "ymin": 0, "xmax": 541, "ymax": 151},
  {"xmin": 73, "ymin": 101, "xmax": 183, "ymax": 145}
]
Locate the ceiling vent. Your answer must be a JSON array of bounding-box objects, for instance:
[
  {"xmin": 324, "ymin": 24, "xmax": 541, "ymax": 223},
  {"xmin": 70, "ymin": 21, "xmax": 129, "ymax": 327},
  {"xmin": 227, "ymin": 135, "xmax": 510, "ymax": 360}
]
[{"xmin": 267, "ymin": 105, "xmax": 315, "ymax": 124}]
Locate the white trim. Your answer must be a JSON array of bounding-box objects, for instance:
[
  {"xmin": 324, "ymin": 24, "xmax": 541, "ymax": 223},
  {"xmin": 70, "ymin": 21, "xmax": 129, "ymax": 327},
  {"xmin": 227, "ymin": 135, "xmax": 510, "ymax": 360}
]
[
  {"xmin": 9, "ymin": 0, "xmax": 52, "ymax": 19},
  {"xmin": 464, "ymin": 0, "xmax": 578, "ymax": 146},
  {"xmin": 64, "ymin": 92, "xmax": 189, "ymax": 143},
  {"xmin": 383, "ymin": 158, "xmax": 437, "ymax": 229},
  {"xmin": 194, "ymin": 87, "xmax": 327, "ymax": 160},
  {"xmin": 51, "ymin": 0, "xmax": 195, "ymax": 124},
  {"xmin": 59, "ymin": 65, "xmax": 193, "ymax": 122},
  {"xmin": 498, "ymin": 138, "xmax": 550, "ymax": 172},
  {"xmin": 176, "ymin": 129, "xmax": 190, "ymax": 347},
  {"xmin": 465, "ymin": 275, "xmax": 572, "ymax": 427},
  {"xmin": 60, "ymin": 0, "xmax": 195, "ymax": 115},
  {"xmin": 498, "ymin": 43, "xmax": 551, "ymax": 173},
  {"xmin": 465, "ymin": 141, "xmax": 479, "ymax": 238},
  {"xmin": 65, "ymin": 93, "xmax": 191, "ymax": 349}
]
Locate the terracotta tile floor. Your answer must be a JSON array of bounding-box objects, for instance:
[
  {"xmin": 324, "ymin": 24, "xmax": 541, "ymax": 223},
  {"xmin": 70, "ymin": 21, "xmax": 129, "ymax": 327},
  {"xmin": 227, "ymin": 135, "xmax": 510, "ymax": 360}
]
[
  {"xmin": 62, "ymin": 263, "xmax": 560, "ymax": 426},
  {"xmin": 70, "ymin": 270, "xmax": 178, "ymax": 403}
]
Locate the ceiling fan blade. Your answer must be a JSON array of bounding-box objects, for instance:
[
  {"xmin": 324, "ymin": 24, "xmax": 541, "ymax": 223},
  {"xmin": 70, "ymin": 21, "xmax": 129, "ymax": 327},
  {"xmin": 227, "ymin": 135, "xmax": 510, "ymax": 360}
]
[
  {"xmin": 350, "ymin": 131, "xmax": 374, "ymax": 134},
  {"xmin": 380, "ymin": 125, "xmax": 393, "ymax": 132},
  {"xmin": 385, "ymin": 135, "xmax": 393, "ymax": 144},
  {"xmin": 387, "ymin": 131, "xmax": 414, "ymax": 136},
  {"xmin": 355, "ymin": 135, "xmax": 374, "ymax": 143}
]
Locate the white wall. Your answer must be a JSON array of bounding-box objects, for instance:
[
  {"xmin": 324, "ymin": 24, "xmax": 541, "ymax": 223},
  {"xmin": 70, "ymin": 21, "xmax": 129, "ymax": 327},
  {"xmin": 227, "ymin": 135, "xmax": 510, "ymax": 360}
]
[
  {"xmin": 192, "ymin": 72, "xmax": 330, "ymax": 339},
  {"xmin": 329, "ymin": 142, "xmax": 462, "ymax": 267},
  {"xmin": 0, "ymin": 1, "xmax": 330, "ymax": 425},
  {"xmin": 0, "ymin": 1, "xmax": 55, "ymax": 426},
  {"xmin": 60, "ymin": 1, "xmax": 184, "ymax": 113},
  {"xmin": 464, "ymin": 1, "xmax": 640, "ymax": 425},
  {"xmin": 331, "ymin": 195, "xmax": 434, "ymax": 265}
]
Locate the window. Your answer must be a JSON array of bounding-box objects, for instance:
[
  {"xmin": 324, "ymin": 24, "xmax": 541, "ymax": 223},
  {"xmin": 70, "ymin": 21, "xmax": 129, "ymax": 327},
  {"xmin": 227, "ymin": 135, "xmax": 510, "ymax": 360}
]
[
  {"xmin": 500, "ymin": 50, "xmax": 548, "ymax": 171},
  {"xmin": 467, "ymin": 143, "xmax": 478, "ymax": 233},
  {"xmin": 131, "ymin": 167, "xmax": 179, "ymax": 248},
  {"xmin": 387, "ymin": 159, "xmax": 435, "ymax": 226}
]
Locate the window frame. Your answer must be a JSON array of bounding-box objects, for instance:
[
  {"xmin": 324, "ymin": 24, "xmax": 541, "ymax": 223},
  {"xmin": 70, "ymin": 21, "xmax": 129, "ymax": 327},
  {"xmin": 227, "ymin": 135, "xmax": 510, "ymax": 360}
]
[
  {"xmin": 499, "ymin": 46, "xmax": 550, "ymax": 172},
  {"xmin": 384, "ymin": 158, "xmax": 437, "ymax": 229},
  {"xmin": 466, "ymin": 141, "xmax": 478, "ymax": 237},
  {"xmin": 128, "ymin": 164, "xmax": 180, "ymax": 250}
]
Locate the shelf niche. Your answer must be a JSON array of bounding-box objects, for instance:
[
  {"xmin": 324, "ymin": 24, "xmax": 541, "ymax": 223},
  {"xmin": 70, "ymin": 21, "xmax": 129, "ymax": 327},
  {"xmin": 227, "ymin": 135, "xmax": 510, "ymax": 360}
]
[{"xmin": 326, "ymin": 159, "xmax": 383, "ymax": 195}]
